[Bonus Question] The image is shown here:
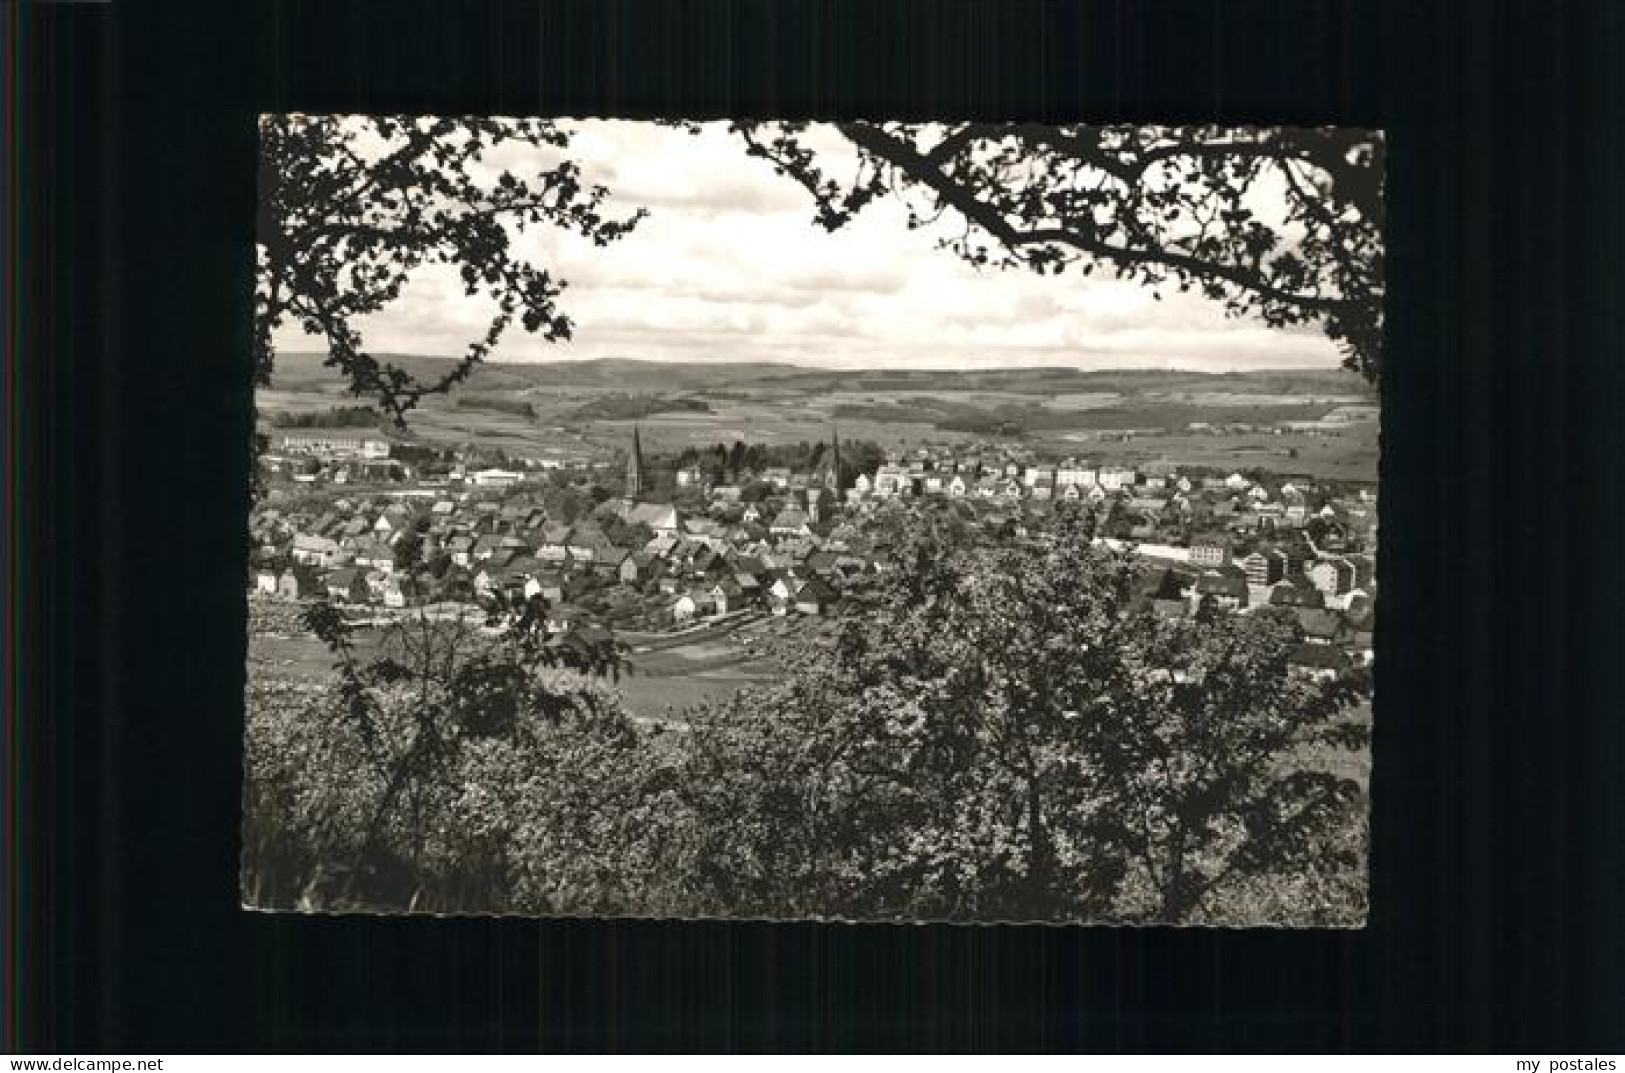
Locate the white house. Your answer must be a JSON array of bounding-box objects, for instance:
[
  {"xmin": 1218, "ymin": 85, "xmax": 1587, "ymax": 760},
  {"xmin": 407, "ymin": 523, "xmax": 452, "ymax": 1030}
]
[
  {"xmin": 290, "ymin": 533, "xmax": 342, "ymax": 568},
  {"xmin": 1097, "ymin": 467, "xmax": 1137, "ymax": 492},
  {"xmin": 873, "ymin": 465, "xmax": 909, "ymax": 497},
  {"xmin": 471, "ymin": 468, "xmax": 524, "ymax": 488},
  {"xmin": 671, "ymin": 593, "xmax": 698, "ymax": 623},
  {"xmin": 1056, "ymin": 462, "xmax": 1095, "ymax": 488},
  {"xmin": 623, "ymin": 501, "xmax": 682, "ymax": 534}
]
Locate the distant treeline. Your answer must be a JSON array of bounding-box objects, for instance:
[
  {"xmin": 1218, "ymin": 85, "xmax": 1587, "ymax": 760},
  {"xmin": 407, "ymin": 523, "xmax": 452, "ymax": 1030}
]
[
  {"xmin": 672, "ymin": 438, "xmax": 886, "ymax": 483},
  {"xmin": 832, "ymin": 400, "xmax": 1027, "ymax": 437},
  {"xmin": 775, "ymin": 366, "xmax": 1375, "ymax": 398},
  {"xmin": 934, "ymin": 414, "xmax": 1030, "ymax": 437},
  {"xmin": 830, "ymin": 402, "xmax": 929, "ymax": 423},
  {"xmin": 455, "ymin": 395, "xmax": 537, "ymax": 418},
  {"xmin": 833, "ymin": 399, "xmax": 1340, "ymax": 438},
  {"xmin": 570, "ymin": 394, "xmax": 711, "ymax": 421},
  {"xmin": 269, "ymin": 406, "xmax": 381, "ymax": 429}
]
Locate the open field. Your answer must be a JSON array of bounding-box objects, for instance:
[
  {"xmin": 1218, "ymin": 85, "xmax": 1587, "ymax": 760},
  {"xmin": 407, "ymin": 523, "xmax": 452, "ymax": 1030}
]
[
  {"xmin": 247, "ymin": 604, "xmax": 784, "ymax": 723},
  {"xmin": 247, "ymin": 629, "xmax": 354, "ymax": 680},
  {"xmin": 618, "ymin": 616, "xmax": 794, "ymax": 719},
  {"xmin": 617, "ymin": 664, "xmax": 774, "ymax": 722},
  {"xmin": 1047, "ymin": 426, "xmax": 1380, "ymax": 481}
]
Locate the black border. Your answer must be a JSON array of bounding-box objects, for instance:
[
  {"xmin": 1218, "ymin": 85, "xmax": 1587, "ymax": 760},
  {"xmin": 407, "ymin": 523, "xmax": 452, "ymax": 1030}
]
[{"xmin": 12, "ymin": 0, "xmax": 1625, "ymax": 1052}]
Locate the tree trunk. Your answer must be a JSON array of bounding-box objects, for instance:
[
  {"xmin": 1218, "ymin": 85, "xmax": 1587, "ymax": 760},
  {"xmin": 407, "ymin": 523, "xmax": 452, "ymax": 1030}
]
[
  {"xmin": 1025, "ymin": 779, "xmax": 1051, "ymax": 911},
  {"xmin": 1160, "ymin": 835, "xmax": 1202, "ymax": 922}
]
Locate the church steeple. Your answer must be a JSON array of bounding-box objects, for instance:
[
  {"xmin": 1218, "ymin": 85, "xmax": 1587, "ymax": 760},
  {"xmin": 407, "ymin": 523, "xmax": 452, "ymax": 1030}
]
[
  {"xmin": 626, "ymin": 425, "xmax": 644, "ymax": 500},
  {"xmin": 826, "ymin": 424, "xmax": 844, "ymax": 499}
]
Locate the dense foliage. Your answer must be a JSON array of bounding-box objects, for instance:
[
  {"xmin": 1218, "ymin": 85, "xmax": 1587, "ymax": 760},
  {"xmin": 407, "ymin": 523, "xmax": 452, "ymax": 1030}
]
[
  {"xmin": 244, "ymin": 516, "xmax": 1368, "ymax": 923},
  {"xmin": 669, "ymin": 438, "xmax": 886, "ymax": 488},
  {"xmin": 569, "ymin": 393, "xmax": 713, "ymax": 421}
]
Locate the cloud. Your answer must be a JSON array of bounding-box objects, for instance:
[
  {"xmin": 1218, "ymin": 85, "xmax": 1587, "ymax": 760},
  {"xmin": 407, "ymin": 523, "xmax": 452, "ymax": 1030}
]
[{"xmin": 274, "ymin": 119, "xmax": 1349, "ymax": 373}]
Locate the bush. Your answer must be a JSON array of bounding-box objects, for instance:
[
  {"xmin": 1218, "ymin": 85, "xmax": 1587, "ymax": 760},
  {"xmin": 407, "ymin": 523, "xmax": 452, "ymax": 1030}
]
[{"xmin": 243, "ymin": 524, "xmax": 1370, "ymax": 922}]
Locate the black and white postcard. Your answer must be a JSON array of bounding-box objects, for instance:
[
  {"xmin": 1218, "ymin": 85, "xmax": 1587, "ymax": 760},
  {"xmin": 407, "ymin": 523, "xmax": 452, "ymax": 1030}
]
[{"xmin": 243, "ymin": 117, "xmax": 1382, "ymax": 924}]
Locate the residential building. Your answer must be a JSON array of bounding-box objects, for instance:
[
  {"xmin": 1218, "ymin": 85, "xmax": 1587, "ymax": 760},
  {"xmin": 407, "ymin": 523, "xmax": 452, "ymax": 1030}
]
[
  {"xmin": 770, "ymin": 508, "xmax": 812, "ymax": 537},
  {"xmin": 794, "ymin": 578, "xmax": 835, "ymax": 616},
  {"xmin": 275, "ymin": 566, "xmax": 319, "ymax": 600},
  {"xmin": 273, "ymin": 429, "xmax": 391, "ymax": 460},
  {"xmin": 1097, "ymin": 467, "xmax": 1136, "ymax": 491},
  {"xmin": 1269, "ymin": 578, "xmax": 1326, "ymax": 609},
  {"xmin": 324, "ymin": 568, "xmax": 369, "ymax": 603},
  {"xmin": 290, "ymin": 533, "xmax": 342, "ymax": 568},
  {"xmin": 1308, "ymin": 557, "xmax": 1357, "ymax": 597},
  {"xmin": 1194, "ymin": 568, "xmax": 1249, "ymax": 610},
  {"xmin": 1239, "ymin": 548, "xmax": 1288, "ymax": 587}
]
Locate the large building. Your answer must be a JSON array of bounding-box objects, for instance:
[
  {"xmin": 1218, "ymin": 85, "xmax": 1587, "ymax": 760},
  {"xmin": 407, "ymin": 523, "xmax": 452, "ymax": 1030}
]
[
  {"xmin": 1239, "ymin": 548, "xmax": 1288, "ymax": 586},
  {"xmin": 1097, "ymin": 466, "xmax": 1137, "ymax": 491},
  {"xmin": 471, "ymin": 468, "xmax": 524, "ymax": 488},
  {"xmin": 273, "ymin": 429, "xmax": 391, "ymax": 460}
]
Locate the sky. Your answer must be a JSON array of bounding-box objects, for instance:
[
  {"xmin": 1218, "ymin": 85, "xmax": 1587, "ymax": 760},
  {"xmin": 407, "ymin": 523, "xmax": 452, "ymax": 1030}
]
[{"xmin": 271, "ymin": 119, "xmax": 1348, "ymax": 373}]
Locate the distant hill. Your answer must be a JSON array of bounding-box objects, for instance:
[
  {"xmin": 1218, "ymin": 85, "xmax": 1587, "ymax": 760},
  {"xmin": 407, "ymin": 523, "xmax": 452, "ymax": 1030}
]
[
  {"xmin": 271, "ymin": 351, "xmax": 542, "ymax": 393},
  {"xmin": 271, "ymin": 352, "xmax": 797, "ymax": 393},
  {"xmin": 750, "ymin": 365, "xmax": 1373, "ymax": 398},
  {"xmin": 272, "ymin": 352, "xmax": 1375, "ymax": 400}
]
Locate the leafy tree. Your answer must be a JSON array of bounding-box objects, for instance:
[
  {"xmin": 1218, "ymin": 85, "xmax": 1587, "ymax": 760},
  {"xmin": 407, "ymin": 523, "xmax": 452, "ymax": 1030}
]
[
  {"xmin": 542, "ymin": 484, "xmax": 590, "ymax": 525},
  {"xmin": 392, "ymin": 527, "xmax": 424, "ymax": 570},
  {"xmin": 599, "ymin": 516, "xmax": 654, "ymax": 550},
  {"xmin": 734, "ymin": 122, "xmax": 1384, "ymax": 380},
  {"xmin": 255, "ymin": 115, "xmax": 646, "ymax": 424},
  {"xmin": 243, "ymin": 599, "xmax": 633, "ymax": 911},
  {"xmin": 672, "ymin": 517, "xmax": 1367, "ymax": 923},
  {"xmin": 840, "ymin": 438, "xmax": 886, "ymax": 480},
  {"xmin": 1093, "ymin": 605, "xmax": 1366, "ymax": 921},
  {"xmin": 438, "ymin": 566, "xmax": 474, "ymax": 602}
]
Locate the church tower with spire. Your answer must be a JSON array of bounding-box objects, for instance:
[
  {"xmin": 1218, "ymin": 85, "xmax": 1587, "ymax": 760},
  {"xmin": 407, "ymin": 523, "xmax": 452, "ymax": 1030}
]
[
  {"xmin": 825, "ymin": 424, "xmax": 844, "ymax": 500},
  {"xmin": 625, "ymin": 425, "xmax": 645, "ymax": 500}
]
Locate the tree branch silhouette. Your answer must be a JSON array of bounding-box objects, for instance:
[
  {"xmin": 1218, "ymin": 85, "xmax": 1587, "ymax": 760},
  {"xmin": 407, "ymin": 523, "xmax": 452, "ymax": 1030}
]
[{"xmin": 734, "ymin": 121, "xmax": 1384, "ymax": 380}]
